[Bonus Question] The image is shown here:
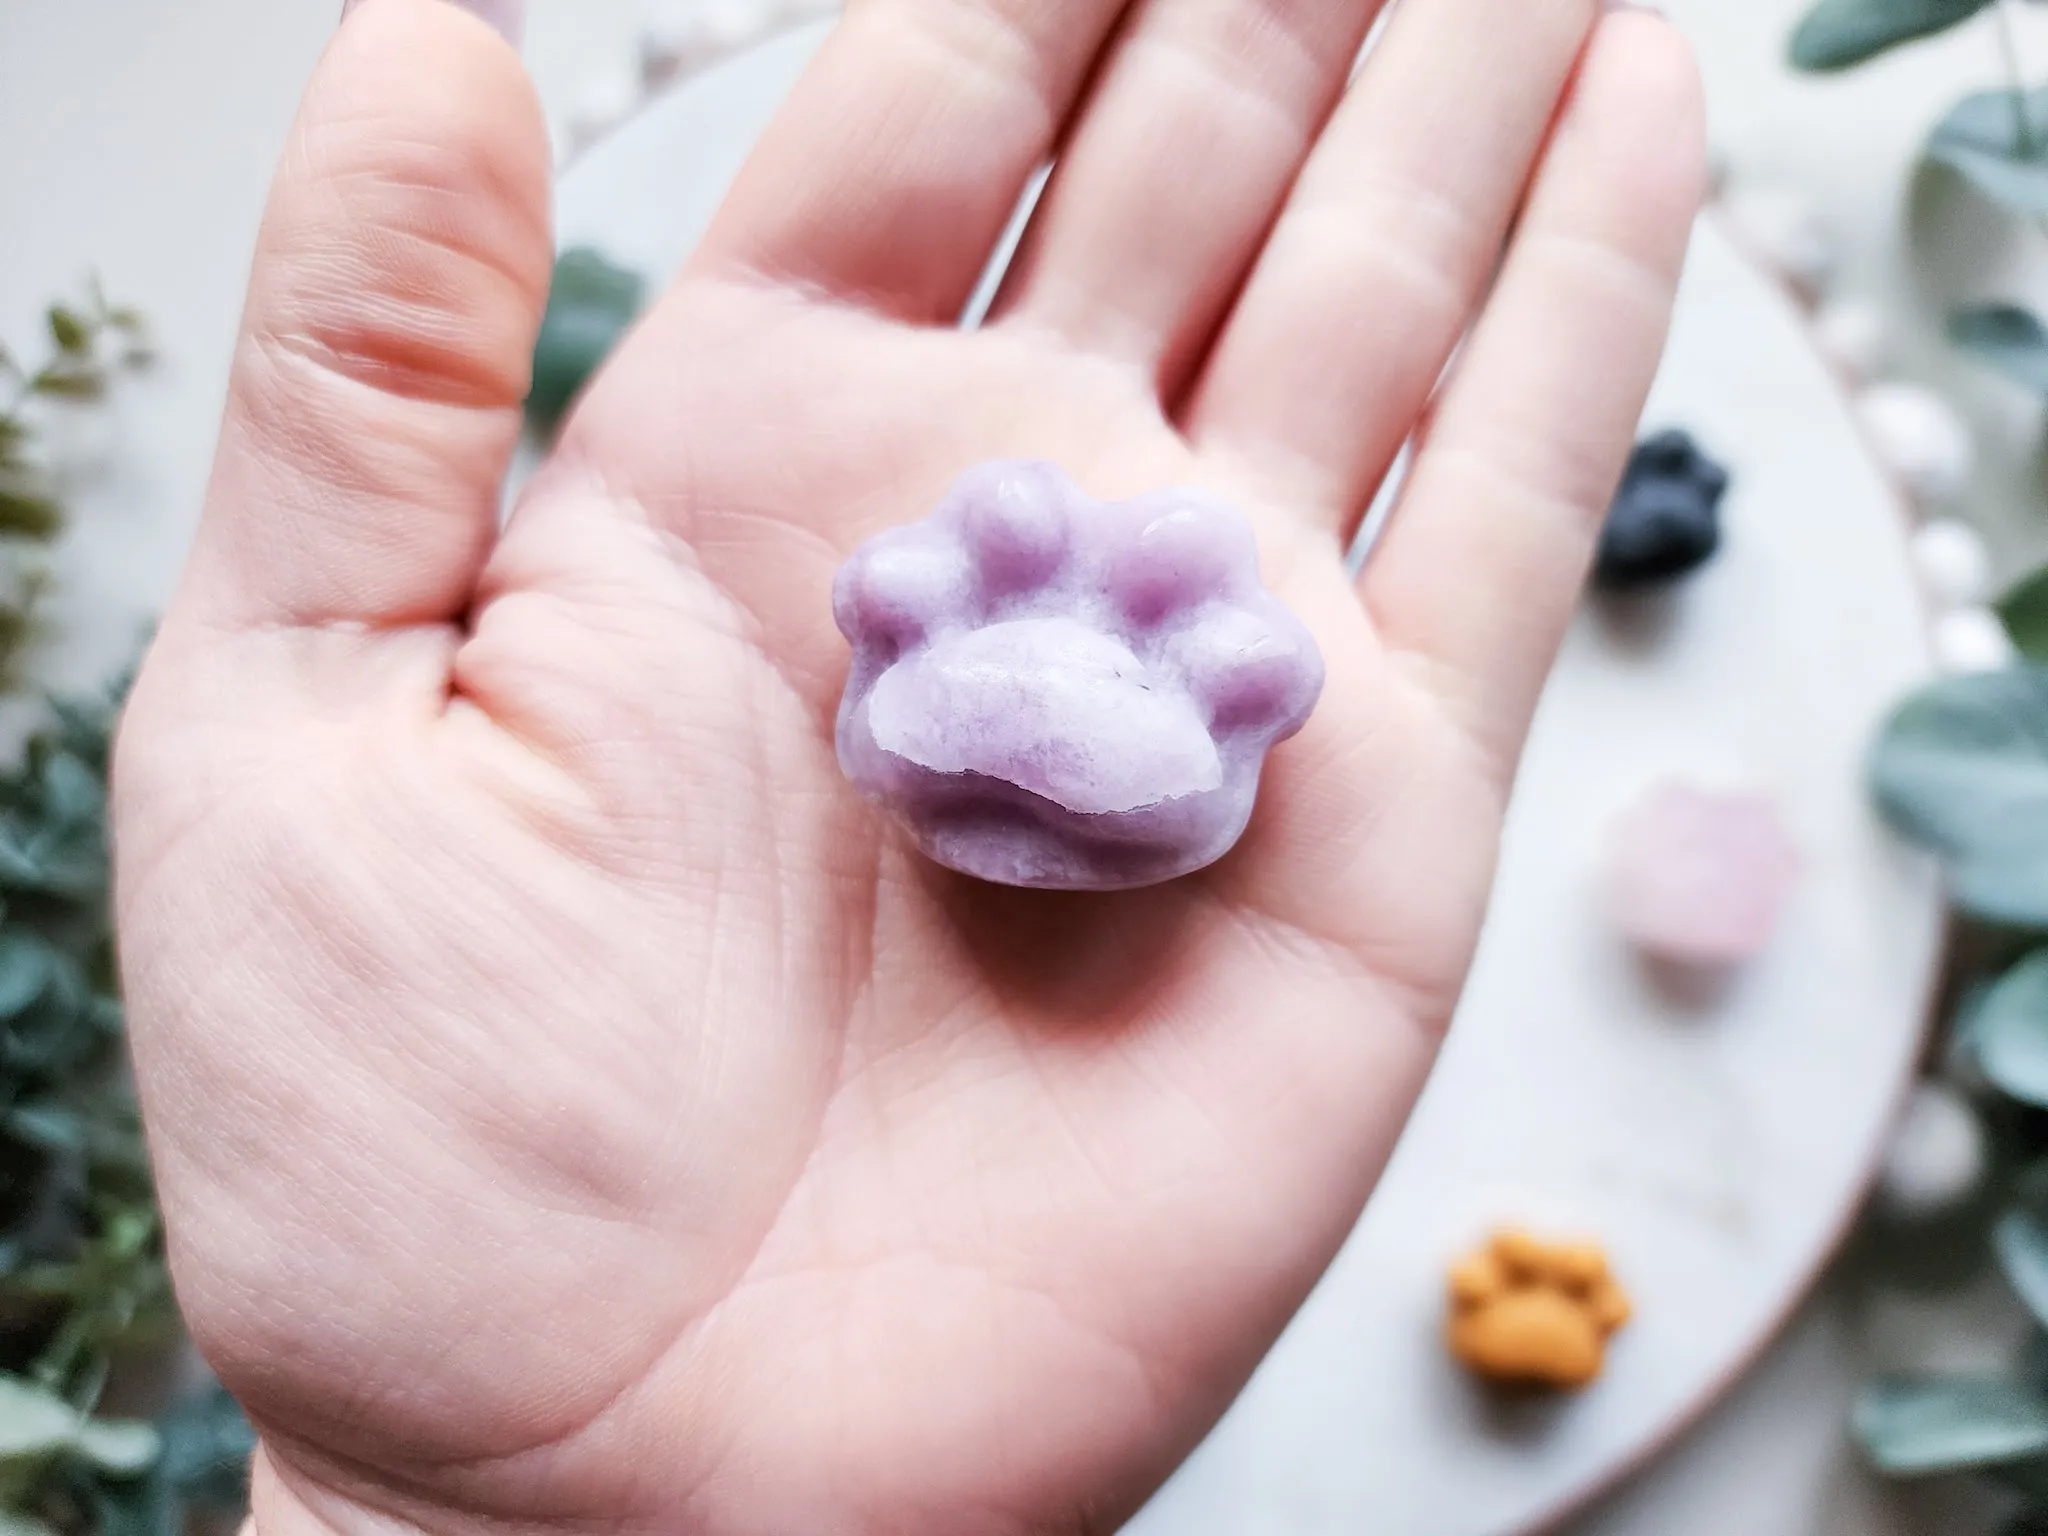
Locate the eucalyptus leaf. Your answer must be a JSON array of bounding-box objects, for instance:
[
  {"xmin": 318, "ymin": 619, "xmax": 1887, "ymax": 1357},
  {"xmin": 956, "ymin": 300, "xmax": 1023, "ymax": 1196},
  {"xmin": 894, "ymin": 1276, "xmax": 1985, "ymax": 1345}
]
[
  {"xmin": 0, "ymin": 831, "xmax": 56, "ymax": 890},
  {"xmin": 82, "ymin": 1470, "xmax": 173, "ymax": 1536},
  {"xmin": 53, "ymin": 1386, "xmax": 248, "ymax": 1536},
  {"xmin": 1973, "ymin": 958, "xmax": 2048, "ymax": 1103},
  {"xmin": 526, "ymin": 247, "xmax": 646, "ymax": 438},
  {"xmin": 72, "ymin": 1418, "xmax": 158, "ymax": 1477},
  {"xmin": 1790, "ymin": 0, "xmax": 1991, "ymax": 69},
  {"xmin": 1956, "ymin": 855, "xmax": 2048, "ymax": 932},
  {"xmin": 1928, "ymin": 88, "xmax": 2048, "ymax": 218},
  {"xmin": 4, "ymin": 1106, "xmax": 82, "ymax": 1157},
  {"xmin": 82, "ymin": 995, "xmax": 122, "ymax": 1043},
  {"xmin": 0, "ymin": 1377, "xmax": 84, "ymax": 1464},
  {"xmin": 1999, "ymin": 1208, "xmax": 2048, "ymax": 1323},
  {"xmin": 0, "ymin": 490, "xmax": 58, "ymax": 543},
  {"xmin": 1952, "ymin": 304, "xmax": 2048, "ymax": 393},
  {"xmin": 14, "ymin": 815, "xmax": 106, "ymax": 901},
  {"xmin": 0, "ymin": 837, "xmax": 46, "ymax": 891},
  {"xmin": 0, "ymin": 1511, "xmax": 58, "ymax": 1536},
  {"xmin": 1855, "ymin": 1374, "xmax": 2048, "ymax": 1472},
  {"xmin": 46, "ymin": 694, "xmax": 118, "ymax": 772},
  {"xmin": 35, "ymin": 754, "xmax": 101, "ymax": 830},
  {"xmin": 2006, "ymin": 566, "xmax": 2048, "ymax": 665},
  {"xmin": 0, "ymin": 935, "xmax": 52, "ymax": 1020},
  {"xmin": 1868, "ymin": 667, "xmax": 2048, "ymax": 925},
  {"xmin": 26, "ymin": 371, "xmax": 102, "ymax": 404},
  {"xmin": 154, "ymin": 1382, "xmax": 251, "ymax": 1507},
  {"xmin": 5, "ymin": 960, "xmax": 100, "ymax": 1077},
  {"xmin": 43, "ymin": 311, "xmax": 87, "ymax": 359}
]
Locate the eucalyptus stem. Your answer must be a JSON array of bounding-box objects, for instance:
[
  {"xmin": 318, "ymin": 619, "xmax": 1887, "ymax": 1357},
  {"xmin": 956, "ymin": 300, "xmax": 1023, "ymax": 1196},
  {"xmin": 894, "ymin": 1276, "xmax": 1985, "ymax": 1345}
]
[{"xmin": 1996, "ymin": 0, "xmax": 2038, "ymax": 158}]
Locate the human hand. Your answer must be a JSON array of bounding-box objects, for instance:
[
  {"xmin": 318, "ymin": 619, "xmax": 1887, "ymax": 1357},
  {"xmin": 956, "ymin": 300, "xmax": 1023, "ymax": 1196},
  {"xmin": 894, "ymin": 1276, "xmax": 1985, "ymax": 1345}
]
[{"xmin": 112, "ymin": 1, "xmax": 1702, "ymax": 1531}]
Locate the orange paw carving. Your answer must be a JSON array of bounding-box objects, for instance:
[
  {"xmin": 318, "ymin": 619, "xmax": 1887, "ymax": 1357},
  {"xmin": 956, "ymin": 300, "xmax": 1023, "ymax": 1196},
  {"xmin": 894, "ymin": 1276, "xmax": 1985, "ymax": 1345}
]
[{"xmin": 1446, "ymin": 1230, "xmax": 1632, "ymax": 1391}]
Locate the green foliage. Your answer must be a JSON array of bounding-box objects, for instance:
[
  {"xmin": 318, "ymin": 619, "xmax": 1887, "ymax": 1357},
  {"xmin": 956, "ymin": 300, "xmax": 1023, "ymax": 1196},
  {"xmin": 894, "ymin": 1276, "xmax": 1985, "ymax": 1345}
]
[
  {"xmin": 0, "ymin": 1373, "xmax": 154, "ymax": 1490},
  {"xmin": 0, "ymin": 688, "xmax": 228, "ymax": 1536},
  {"xmin": 147, "ymin": 1386, "xmax": 252, "ymax": 1518},
  {"xmin": 0, "ymin": 284, "xmax": 152, "ymax": 695},
  {"xmin": 2007, "ymin": 569, "xmax": 2048, "ymax": 665},
  {"xmin": 1974, "ymin": 954, "xmax": 2048, "ymax": 1105},
  {"xmin": 1868, "ymin": 668, "xmax": 2048, "ymax": 927},
  {"xmin": 0, "ymin": 1379, "xmax": 250, "ymax": 1536},
  {"xmin": 1952, "ymin": 304, "xmax": 2048, "ymax": 393},
  {"xmin": 1998, "ymin": 1208, "xmax": 2048, "ymax": 1325},
  {"xmin": 1816, "ymin": 5, "xmax": 2048, "ymax": 1522},
  {"xmin": 1789, "ymin": 0, "xmax": 1992, "ymax": 72},
  {"xmin": 0, "ymin": 295, "xmax": 250, "ymax": 1535},
  {"xmin": 1927, "ymin": 88, "xmax": 2048, "ymax": 218},
  {"xmin": 1994, "ymin": 1449, "xmax": 2048, "ymax": 1505},
  {"xmin": 1864, "ymin": 664, "xmax": 2048, "ymax": 1512},
  {"xmin": 525, "ymin": 246, "xmax": 646, "ymax": 440},
  {"xmin": 64, "ymin": 1385, "xmax": 253, "ymax": 1536},
  {"xmin": 1855, "ymin": 1376, "xmax": 2048, "ymax": 1473}
]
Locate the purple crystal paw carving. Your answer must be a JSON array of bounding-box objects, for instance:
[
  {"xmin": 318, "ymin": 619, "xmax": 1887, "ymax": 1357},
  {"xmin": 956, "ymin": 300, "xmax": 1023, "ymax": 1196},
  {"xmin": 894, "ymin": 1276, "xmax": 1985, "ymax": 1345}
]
[{"xmin": 832, "ymin": 461, "xmax": 1325, "ymax": 890}]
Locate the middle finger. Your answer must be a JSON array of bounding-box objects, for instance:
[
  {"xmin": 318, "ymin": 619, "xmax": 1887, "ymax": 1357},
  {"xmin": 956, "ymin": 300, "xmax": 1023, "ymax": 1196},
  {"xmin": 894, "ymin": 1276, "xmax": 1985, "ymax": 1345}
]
[
  {"xmin": 988, "ymin": 0, "xmax": 1390, "ymax": 394},
  {"xmin": 1185, "ymin": 0, "xmax": 1603, "ymax": 527}
]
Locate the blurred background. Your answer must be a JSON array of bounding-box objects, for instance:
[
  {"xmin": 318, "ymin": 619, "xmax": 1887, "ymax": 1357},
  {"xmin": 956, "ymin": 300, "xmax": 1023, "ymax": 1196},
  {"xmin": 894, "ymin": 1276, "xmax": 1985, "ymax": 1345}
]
[{"xmin": 6, "ymin": 2, "xmax": 2048, "ymax": 1533}]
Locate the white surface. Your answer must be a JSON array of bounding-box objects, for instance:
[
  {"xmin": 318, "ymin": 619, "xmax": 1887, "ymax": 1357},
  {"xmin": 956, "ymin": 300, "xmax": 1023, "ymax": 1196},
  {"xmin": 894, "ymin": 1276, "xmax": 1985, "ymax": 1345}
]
[{"xmin": 0, "ymin": 2, "xmax": 2019, "ymax": 1532}]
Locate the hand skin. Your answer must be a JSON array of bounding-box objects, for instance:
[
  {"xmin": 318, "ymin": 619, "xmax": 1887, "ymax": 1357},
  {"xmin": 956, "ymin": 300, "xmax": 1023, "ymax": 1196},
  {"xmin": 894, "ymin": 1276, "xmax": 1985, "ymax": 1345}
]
[{"xmin": 110, "ymin": 1, "xmax": 1703, "ymax": 1533}]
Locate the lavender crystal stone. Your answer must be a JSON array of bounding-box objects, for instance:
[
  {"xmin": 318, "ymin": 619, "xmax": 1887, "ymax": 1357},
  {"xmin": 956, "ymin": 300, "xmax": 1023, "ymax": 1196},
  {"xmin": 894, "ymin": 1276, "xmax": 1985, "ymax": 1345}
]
[{"xmin": 832, "ymin": 461, "xmax": 1325, "ymax": 890}]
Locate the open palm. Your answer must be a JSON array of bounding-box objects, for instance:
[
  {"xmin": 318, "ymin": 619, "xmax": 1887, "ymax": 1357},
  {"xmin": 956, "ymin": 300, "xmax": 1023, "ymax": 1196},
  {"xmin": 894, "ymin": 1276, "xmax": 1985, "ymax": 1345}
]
[{"xmin": 112, "ymin": 1, "xmax": 1701, "ymax": 1532}]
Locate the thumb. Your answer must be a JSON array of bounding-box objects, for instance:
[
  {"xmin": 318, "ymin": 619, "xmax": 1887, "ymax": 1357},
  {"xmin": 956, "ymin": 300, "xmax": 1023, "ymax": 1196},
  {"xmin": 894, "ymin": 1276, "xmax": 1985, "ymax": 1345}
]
[{"xmin": 177, "ymin": 0, "xmax": 550, "ymax": 633}]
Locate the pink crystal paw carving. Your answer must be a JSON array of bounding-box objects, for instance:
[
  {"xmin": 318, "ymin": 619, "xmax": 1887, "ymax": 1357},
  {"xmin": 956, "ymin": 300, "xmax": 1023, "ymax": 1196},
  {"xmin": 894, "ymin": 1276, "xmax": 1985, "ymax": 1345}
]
[
  {"xmin": 833, "ymin": 461, "xmax": 1325, "ymax": 890},
  {"xmin": 1605, "ymin": 782, "xmax": 1801, "ymax": 966}
]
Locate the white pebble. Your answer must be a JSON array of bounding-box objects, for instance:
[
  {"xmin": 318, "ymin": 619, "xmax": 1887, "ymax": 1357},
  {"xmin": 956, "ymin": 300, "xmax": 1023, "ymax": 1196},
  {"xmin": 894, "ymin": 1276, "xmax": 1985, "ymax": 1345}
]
[
  {"xmin": 1875, "ymin": 1082, "xmax": 1986, "ymax": 1220},
  {"xmin": 1910, "ymin": 519, "xmax": 1993, "ymax": 608},
  {"xmin": 1813, "ymin": 297, "xmax": 1889, "ymax": 383},
  {"xmin": 566, "ymin": 67, "xmax": 643, "ymax": 153},
  {"xmin": 1721, "ymin": 184, "xmax": 1838, "ymax": 303},
  {"xmin": 1933, "ymin": 606, "xmax": 2017, "ymax": 674},
  {"xmin": 702, "ymin": 0, "xmax": 767, "ymax": 51},
  {"xmin": 1857, "ymin": 383, "xmax": 1975, "ymax": 508}
]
